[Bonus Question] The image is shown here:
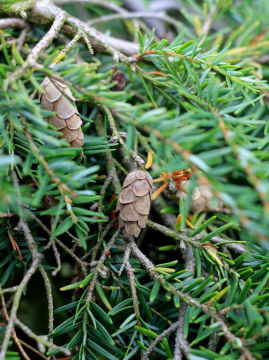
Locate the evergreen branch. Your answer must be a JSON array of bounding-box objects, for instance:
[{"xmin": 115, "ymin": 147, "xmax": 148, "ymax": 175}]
[
  {"xmin": 21, "ymin": 121, "xmax": 78, "ymax": 220},
  {"xmin": 130, "ymin": 239, "xmax": 255, "ymax": 360},
  {"xmin": 118, "ymin": 244, "xmax": 131, "ymax": 276},
  {"xmin": 0, "ymin": 17, "xmax": 28, "ymax": 28},
  {"xmin": 147, "ymin": 219, "xmax": 200, "ymax": 248},
  {"xmin": 5, "ymin": 9, "xmax": 66, "ymax": 85},
  {"xmin": 1, "ymin": 2, "xmax": 268, "ymax": 359},
  {"xmin": 1, "ymin": 0, "xmax": 138, "ymax": 57},
  {"xmin": 208, "ymin": 104, "xmax": 269, "ymax": 216},
  {"xmin": 133, "ymin": 49, "xmax": 262, "ymax": 90}
]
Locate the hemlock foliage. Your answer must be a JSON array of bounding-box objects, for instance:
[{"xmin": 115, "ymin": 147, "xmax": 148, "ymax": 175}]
[{"xmin": 0, "ymin": 0, "xmax": 269, "ymax": 359}]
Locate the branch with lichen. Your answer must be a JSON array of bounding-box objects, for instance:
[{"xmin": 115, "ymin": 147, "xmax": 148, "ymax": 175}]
[{"xmin": 0, "ymin": 0, "xmax": 138, "ymax": 58}]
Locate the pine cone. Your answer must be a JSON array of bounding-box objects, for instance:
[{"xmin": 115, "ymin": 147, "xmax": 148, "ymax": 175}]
[
  {"xmin": 175, "ymin": 181, "xmax": 226, "ymax": 213},
  {"xmin": 116, "ymin": 170, "xmax": 153, "ymax": 237},
  {"xmin": 40, "ymin": 77, "xmax": 84, "ymax": 147}
]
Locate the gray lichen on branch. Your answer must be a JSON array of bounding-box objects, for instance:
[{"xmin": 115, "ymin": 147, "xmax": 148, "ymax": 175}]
[{"xmin": 0, "ymin": 0, "xmax": 139, "ymax": 58}]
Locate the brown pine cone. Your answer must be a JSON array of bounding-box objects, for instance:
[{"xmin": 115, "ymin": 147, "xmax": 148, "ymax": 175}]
[
  {"xmin": 40, "ymin": 77, "xmax": 84, "ymax": 147},
  {"xmin": 116, "ymin": 170, "xmax": 153, "ymax": 238},
  {"xmin": 175, "ymin": 180, "xmax": 226, "ymax": 213}
]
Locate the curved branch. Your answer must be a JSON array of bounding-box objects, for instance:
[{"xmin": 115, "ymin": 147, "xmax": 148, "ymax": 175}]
[
  {"xmin": 1, "ymin": 1, "xmax": 139, "ymax": 57},
  {"xmin": 0, "ymin": 255, "xmax": 43, "ymax": 360},
  {"xmin": 0, "ymin": 18, "xmax": 28, "ymax": 28},
  {"xmin": 141, "ymin": 321, "xmax": 180, "ymax": 360}
]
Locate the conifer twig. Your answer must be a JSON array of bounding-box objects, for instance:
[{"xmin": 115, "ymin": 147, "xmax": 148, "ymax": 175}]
[
  {"xmin": 2, "ymin": 1, "xmax": 138, "ymax": 57},
  {"xmin": 39, "ymin": 266, "xmax": 54, "ymax": 338},
  {"xmin": 118, "ymin": 244, "xmax": 131, "ymax": 276},
  {"xmin": 126, "ymin": 259, "xmax": 141, "ymax": 326},
  {"xmin": 0, "ymin": 286, "xmax": 19, "ymax": 294},
  {"xmin": 15, "ymin": 318, "xmax": 71, "ymax": 356},
  {"xmin": 0, "ymin": 18, "xmax": 28, "ymax": 29},
  {"xmin": 0, "ymin": 287, "xmax": 30, "ymax": 360},
  {"xmin": 16, "ymin": 339, "xmax": 48, "ymax": 360},
  {"xmin": 102, "ymin": 105, "xmax": 145, "ymax": 167},
  {"xmin": 24, "ymin": 209, "xmax": 87, "ymax": 275},
  {"xmin": 6, "ymin": 9, "xmax": 66, "ymax": 85},
  {"xmin": 0, "ymin": 255, "xmax": 42, "ymax": 360},
  {"xmin": 174, "ymin": 303, "xmax": 190, "ymax": 360},
  {"xmin": 130, "ymin": 239, "xmax": 255, "ymax": 360},
  {"xmin": 86, "ymin": 229, "xmax": 120, "ymax": 304},
  {"xmin": 174, "ymin": 246, "xmax": 193, "ymax": 359},
  {"xmin": 95, "ymin": 115, "xmax": 122, "ymax": 195},
  {"xmin": 141, "ymin": 320, "xmax": 180, "ymax": 360}
]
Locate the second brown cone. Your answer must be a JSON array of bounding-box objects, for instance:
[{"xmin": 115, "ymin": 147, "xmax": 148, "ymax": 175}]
[{"xmin": 116, "ymin": 170, "xmax": 153, "ymax": 238}]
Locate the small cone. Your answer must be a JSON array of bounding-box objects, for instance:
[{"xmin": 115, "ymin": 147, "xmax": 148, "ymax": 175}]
[
  {"xmin": 175, "ymin": 181, "xmax": 225, "ymax": 213},
  {"xmin": 40, "ymin": 77, "xmax": 84, "ymax": 147},
  {"xmin": 116, "ymin": 170, "xmax": 153, "ymax": 237}
]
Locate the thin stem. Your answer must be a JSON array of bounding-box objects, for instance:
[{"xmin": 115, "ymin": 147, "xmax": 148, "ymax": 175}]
[
  {"xmin": 0, "ymin": 286, "xmax": 31, "ymax": 360},
  {"xmin": 126, "ymin": 259, "xmax": 141, "ymax": 326},
  {"xmin": 86, "ymin": 229, "xmax": 120, "ymax": 304},
  {"xmin": 17, "ymin": 339, "xmax": 48, "ymax": 360},
  {"xmin": 39, "ymin": 266, "xmax": 54, "ymax": 335},
  {"xmin": 95, "ymin": 115, "xmax": 122, "ymax": 195},
  {"xmin": 0, "ymin": 255, "xmax": 42, "ymax": 360},
  {"xmin": 0, "ymin": 286, "xmax": 19, "ymax": 294},
  {"xmin": 25, "ymin": 209, "xmax": 87, "ymax": 275},
  {"xmin": 6, "ymin": 10, "xmax": 66, "ymax": 85},
  {"xmin": 103, "ymin": 105, "xmax": 145, "ymax": 167},
  {"xmin": 118, "ymin": 244, "xmax": 131, "ymax": 276},
  {"xmin": 15, "ymin": 318, "xmax": 71, "ymax": 356},
  {"xmin": 147, "ymin": 219, "xmax": 199, "ymax": 247},
  {"xmin": 141, "ymin": 321, "xmax": 180, "ymax": 360},
  {"xmin": 0, "ymin": 18, "xmax": 28, "ymax": 29},
  {"xmin": 51, "ymin": 241, "xmax": 62, "ymax": 276},
  {"xmin": 174, "ymin": 304, "xmax": 190, "ymax": 360}
]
